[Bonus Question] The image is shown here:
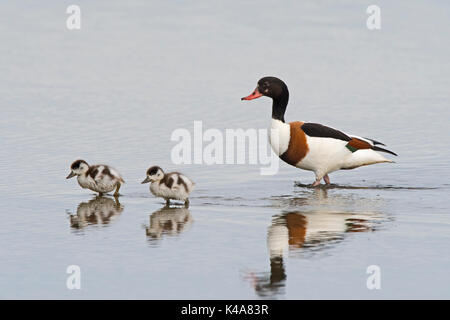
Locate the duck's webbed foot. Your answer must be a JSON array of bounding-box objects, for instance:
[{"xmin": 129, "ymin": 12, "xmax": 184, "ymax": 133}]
[{"xmin": 311, "ymin": 179, "xmax": 321, "ymax": 187}]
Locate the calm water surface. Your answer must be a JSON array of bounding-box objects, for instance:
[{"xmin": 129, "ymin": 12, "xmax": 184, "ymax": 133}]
[{"xmin": 1, "ymin": 0, "xmax": 449, "ymax": 299}]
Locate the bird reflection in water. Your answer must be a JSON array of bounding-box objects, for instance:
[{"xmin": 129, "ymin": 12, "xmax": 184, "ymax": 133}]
[
  {"xmin": 246, "ymin": 188, "xmax": 386, "ymax": 298},
  {"xmin": 145, "ymin": 206, "xmax": 193, "ymax": 243},
  {"xmin": 68, "ymin": 196, "xmax": 124, "ymax": 229}
]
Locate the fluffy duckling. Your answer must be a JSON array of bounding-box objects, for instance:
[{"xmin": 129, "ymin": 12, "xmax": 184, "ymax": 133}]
[
  {"xmin": 66, "ymin": 159, "xmax": 124, "ymax": 197},
  {"xmin": 141, "ymin": 166, "xmax": 195, "ymax": 207}
]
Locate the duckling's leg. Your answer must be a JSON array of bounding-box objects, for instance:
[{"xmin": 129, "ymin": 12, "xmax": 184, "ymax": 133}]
[
  {"xmin": 98, "ymin": 192, "xmax": 104, "ymax": 197},
  {"xmin": 165, "ymin": 199, "xmax": 170, "ymax": 206},
  {"xmin": 311, "ymin": 179, "xmax": 321, "ymax": 187},
  {"xmin": 184, "ymin": 199, "xmax": 190, "ymax": 208},
  {"xmin": 114, "ymin": 183, "xmax": 121, "ymax": 197},
  {"xmin": 323, "ymin": 174, "xmax": 331, "ymax": 185}
]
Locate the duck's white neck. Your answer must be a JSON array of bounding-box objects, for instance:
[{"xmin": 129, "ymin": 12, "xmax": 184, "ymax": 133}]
[{"xmin": 270, "ymin": 119, "xmax": 291, "ymax": 156}]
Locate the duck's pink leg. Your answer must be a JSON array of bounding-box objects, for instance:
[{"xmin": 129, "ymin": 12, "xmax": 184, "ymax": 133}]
[
  {"xmin": 323, "ymin": 174, "xmax": 331, "ymax": 185},
  {"xmin": 311, "ymin": 179, "xmax": 321, "ymax": 187}
]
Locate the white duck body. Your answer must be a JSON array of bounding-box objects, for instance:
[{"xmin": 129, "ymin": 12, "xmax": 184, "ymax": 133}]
[{"xmin": 270, "ymin": 118, "xmax": 394, "ymax": 181}]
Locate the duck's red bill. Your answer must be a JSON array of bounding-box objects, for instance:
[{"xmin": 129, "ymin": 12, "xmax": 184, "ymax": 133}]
[{"xmin": 241, "ymin": 88, "xmax": 263, "ymax": 100}]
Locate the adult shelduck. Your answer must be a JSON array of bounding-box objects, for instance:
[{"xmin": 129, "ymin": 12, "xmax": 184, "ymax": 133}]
[{"xmin": 241, "ymin": 77, "xmax": 397, "ymax": 186}]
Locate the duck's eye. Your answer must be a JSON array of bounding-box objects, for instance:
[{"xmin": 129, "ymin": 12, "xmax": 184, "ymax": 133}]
[{"xmin": 259, "ymin": 83, "xmax": 269, "ymax": 93}]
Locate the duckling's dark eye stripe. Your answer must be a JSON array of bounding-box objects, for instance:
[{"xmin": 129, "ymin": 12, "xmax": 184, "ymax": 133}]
[
  {"xmin": 147, "ymin": 166, "xmax": 159, "ymax": 176},
  {"xmin": 71, "ymin": 160, "xmax": 82, "ymax": 170}
]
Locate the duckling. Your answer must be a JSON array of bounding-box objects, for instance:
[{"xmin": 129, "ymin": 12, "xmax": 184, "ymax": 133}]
[
  {"xmin": 66, "ymin": 159, "xmax": 124, "ymax": 197},
  {"xmin": 141, "ymin": 166, "xmax": 195, "ymax": 207}
]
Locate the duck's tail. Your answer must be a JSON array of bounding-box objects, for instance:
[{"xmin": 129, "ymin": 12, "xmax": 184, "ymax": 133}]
[{"xmin": 342, "ymin": 149, "xmax": 395, "ymax": 170}]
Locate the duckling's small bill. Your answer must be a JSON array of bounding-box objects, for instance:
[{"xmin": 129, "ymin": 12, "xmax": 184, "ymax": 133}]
[
  {"xmin": 66, "ymin": 172, "xmax": 76, "ymax": 179},
  {"xmin": 141, "ymin": 177, "xmax": 151, "ymax": 184}
]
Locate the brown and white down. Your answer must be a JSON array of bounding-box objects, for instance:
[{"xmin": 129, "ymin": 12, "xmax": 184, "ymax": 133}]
[
  {"xmin": 142, "ymin": 166, "xmax": 195, "ymax": 207},
  {"xmin": 66, "ymin": 159, "xmax": 124, "ymax": 196}
]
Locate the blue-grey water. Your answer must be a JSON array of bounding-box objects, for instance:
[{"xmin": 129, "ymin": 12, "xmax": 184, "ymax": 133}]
[{"xmin": 1, "ymin": 0, "xmax": 449, "ymax": 299}]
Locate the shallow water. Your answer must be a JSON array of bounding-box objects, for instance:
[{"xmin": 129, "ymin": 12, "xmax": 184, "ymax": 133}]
[{"xmin": 1, "ymin": 0, "xmax": 449, "ymax": 299}]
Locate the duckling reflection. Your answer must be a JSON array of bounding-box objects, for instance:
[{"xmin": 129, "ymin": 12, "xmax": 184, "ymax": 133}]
[
  {"xmin": 145, "ymin": 206, "xmax": 192, "ymax": 242},
  {"xmin": 69, "ymin": 196, "xmax": 124, "ymax": 229}
]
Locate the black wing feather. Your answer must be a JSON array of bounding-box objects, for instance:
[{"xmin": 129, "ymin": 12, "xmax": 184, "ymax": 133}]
[
  {"xmin": 373, "ymin": 146, "xmax": 398, "ymax": 156},
  {"xmin": 301, "ymin": 123, "xmax": 351, "ymax": 142},
  {"xmin": 363, "ymin": 137, "xmax": 386, "ymax": 146}
]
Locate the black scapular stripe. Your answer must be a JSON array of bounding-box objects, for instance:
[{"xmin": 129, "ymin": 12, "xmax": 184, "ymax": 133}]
[
  {"xmin": 373, "ymin": 146, "xmax": 398, "ymax": 156},
  {"xmin": 301, "ymin": 123, "xmax": 351, "ymax": 142},
  {"xmin": 363, "ymin": 137, "xmax": 386, "ymax": 146}
]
